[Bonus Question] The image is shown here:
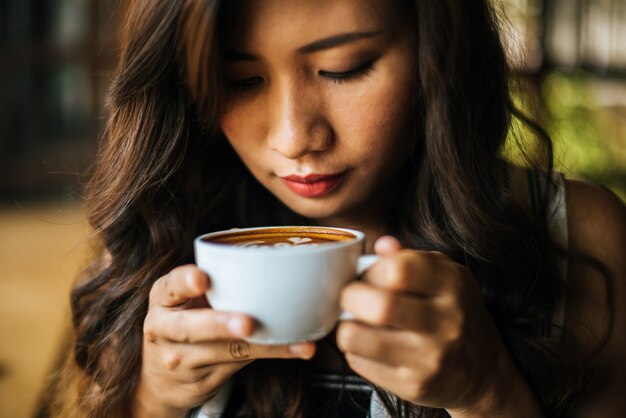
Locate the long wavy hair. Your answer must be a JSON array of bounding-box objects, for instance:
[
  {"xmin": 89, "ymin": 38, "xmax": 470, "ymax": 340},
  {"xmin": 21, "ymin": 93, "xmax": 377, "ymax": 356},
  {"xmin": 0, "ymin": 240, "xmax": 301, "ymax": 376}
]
[{"xmin": 46, "ymin": 0, "xmax": 590, "ymax": 417}]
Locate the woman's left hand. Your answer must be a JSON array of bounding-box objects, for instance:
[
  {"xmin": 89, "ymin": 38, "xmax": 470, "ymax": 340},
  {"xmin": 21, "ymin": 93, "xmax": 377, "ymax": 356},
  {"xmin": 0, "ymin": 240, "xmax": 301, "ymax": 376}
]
[{"xmin": 337, "ymin": 236, "xmax": 516, "ymax": 413}]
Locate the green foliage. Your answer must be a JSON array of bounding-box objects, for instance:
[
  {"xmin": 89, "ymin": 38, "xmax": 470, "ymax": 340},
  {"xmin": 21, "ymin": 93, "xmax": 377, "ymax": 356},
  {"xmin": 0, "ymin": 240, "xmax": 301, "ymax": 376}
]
[{"xmin": 504, "ymin": 71, "xmax": 626, "ymax": 201}]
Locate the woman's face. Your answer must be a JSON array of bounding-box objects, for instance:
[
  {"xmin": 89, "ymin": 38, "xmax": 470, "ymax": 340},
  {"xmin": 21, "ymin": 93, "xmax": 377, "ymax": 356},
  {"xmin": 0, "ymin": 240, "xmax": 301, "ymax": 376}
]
[{"xmin": 219, "ymin": 0, "xmax": 417, "ymax": 222}]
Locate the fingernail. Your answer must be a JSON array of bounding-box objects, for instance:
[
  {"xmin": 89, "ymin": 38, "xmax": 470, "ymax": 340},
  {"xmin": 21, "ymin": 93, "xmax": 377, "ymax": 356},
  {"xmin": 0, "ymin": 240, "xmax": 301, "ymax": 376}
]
[
  {"xmin": 289, "ymin": 343, "xmax": 314, "ymax": 358},
  {"xmin": 227, "ymin": 317, "xmax": 247, "ymax": 336},
  {"xmin": 186, "ymin": 273, "xmax": 199, "ymax": 291}
]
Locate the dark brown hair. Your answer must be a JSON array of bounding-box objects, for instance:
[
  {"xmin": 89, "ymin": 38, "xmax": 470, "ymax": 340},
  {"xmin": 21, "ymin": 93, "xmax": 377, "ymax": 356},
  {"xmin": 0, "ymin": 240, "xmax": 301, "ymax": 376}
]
[{"xmin": 46, "ymin": 0, "xmax": 588, "ymax": 417}]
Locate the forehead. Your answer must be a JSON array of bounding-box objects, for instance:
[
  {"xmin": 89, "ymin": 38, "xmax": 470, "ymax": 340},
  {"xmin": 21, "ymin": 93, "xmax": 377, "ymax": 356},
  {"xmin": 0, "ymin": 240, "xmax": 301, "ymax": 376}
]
[{"xmin": 222, "ymin": 0, "xmax": 406, "ymax": 49}]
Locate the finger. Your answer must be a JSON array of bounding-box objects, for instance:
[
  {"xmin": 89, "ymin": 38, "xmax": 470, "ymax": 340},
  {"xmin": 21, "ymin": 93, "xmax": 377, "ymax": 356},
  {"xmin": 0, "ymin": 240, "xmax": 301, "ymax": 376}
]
[
  {"xmin": 145, "ymin": 309, "xmax": 255, "ymax": 343},
  {"xmin": 155, "ymin": 341, "xmax": 251, "ymax": 375},
  {"xmin": 373, "ymin": 235, "xmax": 402, "ymax": 255},
  {"xmin": 336, "ymin": 321, "xmax": 426, "ymax": 368},
  {"xmin": 146, "ymin": 308, "xmax": 317, "ymax": 359},
  {"xmin": 362, "ymin": 251, "xmax": 449, "ymax": 295},
  {"xmin": 167, "ymin": 340, "xmax": 317, "ymax": 367},
  {"xmin": 246, "ymin": 341, "xmax": 316, "ymax": 361},
  {"xmin": 150, "ymin": 265, "xmax": 209, "ymax": 308},
  {"xmin": 340, "ymin": 282, "xmax": 439, "ymax": 331}
]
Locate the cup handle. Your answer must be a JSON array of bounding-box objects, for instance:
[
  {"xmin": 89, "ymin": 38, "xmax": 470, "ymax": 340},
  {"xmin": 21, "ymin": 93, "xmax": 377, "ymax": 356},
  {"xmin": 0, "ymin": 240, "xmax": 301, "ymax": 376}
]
[
  {"xmin": 339, "ymin": 254, "xmax": 380, "ymax": 321},
  {"xmin": 357, "ymin": 254, "xmax": 379, "ymax": 275}
]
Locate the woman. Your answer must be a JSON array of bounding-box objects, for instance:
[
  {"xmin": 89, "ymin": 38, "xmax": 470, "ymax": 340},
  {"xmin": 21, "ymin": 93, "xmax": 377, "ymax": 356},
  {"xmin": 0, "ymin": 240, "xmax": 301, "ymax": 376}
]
[{"xmin": 47, "ymin": 0, "xmax": 626, "ymax": 417}]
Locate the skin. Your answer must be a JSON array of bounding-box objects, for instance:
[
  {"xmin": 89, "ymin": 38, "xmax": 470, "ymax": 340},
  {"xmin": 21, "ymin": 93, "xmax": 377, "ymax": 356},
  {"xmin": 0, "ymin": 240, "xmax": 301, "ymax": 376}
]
[
  {"xmin": 558, "ymin": 181, "xmax": 626, "ymax": 416},
  {"xmin": 219, "ymin": 0, "xmax": 416, "ymax": 240},
  {"xmin": 135, "ymin": 266, "xmax": 315, "ymax": 418},
  {"xmin": 133, "ymin": 0, "xmax": 626, "ymax": 416}
]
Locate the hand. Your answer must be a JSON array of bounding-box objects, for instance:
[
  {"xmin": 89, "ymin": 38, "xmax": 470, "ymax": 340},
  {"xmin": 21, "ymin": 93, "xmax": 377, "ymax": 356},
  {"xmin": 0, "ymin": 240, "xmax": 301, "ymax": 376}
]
[
  {"xmin": 337, "ymin": 237, "xmax": 513, "ymax": 413},
  {"xmin": 135, "ymin": 265, "xmax": 316, "ymax": 418}
]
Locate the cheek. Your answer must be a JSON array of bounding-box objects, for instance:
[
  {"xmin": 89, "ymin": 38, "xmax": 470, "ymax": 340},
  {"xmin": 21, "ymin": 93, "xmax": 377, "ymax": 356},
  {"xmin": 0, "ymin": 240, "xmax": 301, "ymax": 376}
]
[
  {"xmin": 219, "ymin": 110, "xmax": 246, "ymax": 146},
  {"xmin": 338, "ymin": 80, "xmax": 413, "ymax": 156},
  {"xmin": 219, "ymin": 112, "xmax": 238, "ymax": 147},
  {"xmin": 219, "ymin": 108, "xmax": 263, "ymax": 161},
  {"xmin": 219, "ymin": 96, "xmax": 267, "ymax": 144}
]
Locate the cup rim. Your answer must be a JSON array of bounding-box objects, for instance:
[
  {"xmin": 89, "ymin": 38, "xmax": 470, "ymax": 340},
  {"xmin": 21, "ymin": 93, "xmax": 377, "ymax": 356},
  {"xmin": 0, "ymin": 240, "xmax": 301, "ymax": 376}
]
[{"xmin": 194, "ymin": 225, "xmax": 364, "ymax": 253}]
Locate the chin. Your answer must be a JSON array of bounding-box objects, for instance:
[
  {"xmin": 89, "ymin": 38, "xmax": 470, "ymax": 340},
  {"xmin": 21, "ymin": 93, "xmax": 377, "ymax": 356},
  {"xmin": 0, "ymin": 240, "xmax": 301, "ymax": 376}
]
[
  {"xmin": 284, "ymin": 203, "xmax": 337, "ymax": 221},
  {"xmin": 280, "ymin": 195, "xmax": 355, "ymax": 223}
]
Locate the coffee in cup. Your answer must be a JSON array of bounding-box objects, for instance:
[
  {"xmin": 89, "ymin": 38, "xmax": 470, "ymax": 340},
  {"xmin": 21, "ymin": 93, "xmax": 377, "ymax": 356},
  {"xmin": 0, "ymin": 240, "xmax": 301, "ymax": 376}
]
[{"xmin": 202, "ymin": 226, "xmax": 355, "ymax": 248}]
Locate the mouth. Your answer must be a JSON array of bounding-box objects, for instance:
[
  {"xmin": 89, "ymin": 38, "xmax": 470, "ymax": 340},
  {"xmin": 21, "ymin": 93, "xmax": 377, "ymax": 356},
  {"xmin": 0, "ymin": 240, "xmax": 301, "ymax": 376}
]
[{"xmin": 279, "ymin": 172, "xmax": 347, "ymax": 198}]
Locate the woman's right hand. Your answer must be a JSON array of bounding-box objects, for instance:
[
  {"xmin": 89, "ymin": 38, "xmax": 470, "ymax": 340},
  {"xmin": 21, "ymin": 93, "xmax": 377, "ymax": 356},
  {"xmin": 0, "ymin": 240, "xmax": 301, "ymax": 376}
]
[{"xmin": 132, "ymin": 265, "xmax": 316, "ymax": 418}]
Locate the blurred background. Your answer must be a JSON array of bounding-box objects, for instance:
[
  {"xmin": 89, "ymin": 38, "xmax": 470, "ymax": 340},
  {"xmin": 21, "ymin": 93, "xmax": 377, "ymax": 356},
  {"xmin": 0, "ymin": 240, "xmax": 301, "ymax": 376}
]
[
  {"xmin": 0, "ymin": 0, "xmax": 624, "ymax": 417},
  {"xmin": 0, "ymin": 1, "xmax": 122, "ymax": 416},
  {"xmin": 501, "ymin": 0, "xmax": 626, "ymax": 198}
]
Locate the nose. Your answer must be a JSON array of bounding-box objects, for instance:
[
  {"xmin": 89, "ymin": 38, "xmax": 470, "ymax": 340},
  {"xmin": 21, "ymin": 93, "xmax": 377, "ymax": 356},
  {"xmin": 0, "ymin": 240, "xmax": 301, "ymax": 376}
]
[{"xmin": 267, "ymin": 78, "xmax": 333, "ymax": 159}]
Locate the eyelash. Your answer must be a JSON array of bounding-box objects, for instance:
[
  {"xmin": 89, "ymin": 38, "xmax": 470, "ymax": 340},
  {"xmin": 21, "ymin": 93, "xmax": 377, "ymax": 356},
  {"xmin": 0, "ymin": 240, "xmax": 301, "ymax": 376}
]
[
  {"xmin": 227, "ymin": 59, "xmax": 377, "ymax": 92},
  {"xmin": 319, "ymin": 59, "xmax": 376, "ymax": 83}
]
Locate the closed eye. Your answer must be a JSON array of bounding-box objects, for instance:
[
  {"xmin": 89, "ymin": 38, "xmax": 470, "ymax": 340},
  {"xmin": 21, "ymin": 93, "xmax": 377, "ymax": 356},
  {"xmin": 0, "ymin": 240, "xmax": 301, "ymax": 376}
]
[{"xmin": 319, "ymin": 58, "xmax": 377, "ymax": 82}]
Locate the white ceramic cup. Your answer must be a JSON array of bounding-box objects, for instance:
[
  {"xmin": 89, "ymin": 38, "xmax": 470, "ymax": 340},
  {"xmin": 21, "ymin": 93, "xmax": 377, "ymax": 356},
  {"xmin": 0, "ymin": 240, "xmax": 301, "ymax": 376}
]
[{"xmin": 194, "ymin": 226, "xmax": 378, "ymax": 344}]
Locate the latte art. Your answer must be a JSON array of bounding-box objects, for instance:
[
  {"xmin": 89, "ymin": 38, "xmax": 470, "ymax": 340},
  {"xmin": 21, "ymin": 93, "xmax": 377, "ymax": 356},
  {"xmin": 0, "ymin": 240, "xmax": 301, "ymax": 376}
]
[
  {"xmin": 234, "ymin": 236, "xmax": 319, "ymax": 248},
  {"xmin": 288, "ymin": 237, "xmax": 312, "ymax": 244}
]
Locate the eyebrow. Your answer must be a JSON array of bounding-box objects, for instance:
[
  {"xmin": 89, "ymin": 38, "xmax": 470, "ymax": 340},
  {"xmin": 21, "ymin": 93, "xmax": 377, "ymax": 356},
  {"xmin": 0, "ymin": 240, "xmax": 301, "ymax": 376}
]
[{"xmin": 224, "ymin": 30, "xmax": 383, "ymax": 61}]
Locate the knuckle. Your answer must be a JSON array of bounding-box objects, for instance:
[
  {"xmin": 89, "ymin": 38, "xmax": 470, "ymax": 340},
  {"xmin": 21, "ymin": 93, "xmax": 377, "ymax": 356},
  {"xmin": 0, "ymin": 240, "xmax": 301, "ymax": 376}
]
[
  {"xmin": 430, "ymin": 350, "xmax": 445, "ymax": 373},
  {"xmin": 339, "ymin": 283, "xmax": 357, "ymax": 305},
  {"xmin": 229, "ymin": 340, "xmax": 251, "ymax": 360},
  {"xmin": 444, "ymin": 310, "xmax": 465, "ymax": 342},
  {"xmin": 385, "ymin": 256, "xmax": 413, "ymax": 289},
  {"xmin": 162, "ymin": 350, "xmax": 183, "ymax": 371},
  {"xmin": 143, "ymin": 319, "xmax": 158, "ymax": 344},
  {"xmin": 423, "ymin": 349, "xmax": 447, "ymax": 383},
  {"xmin": 336, "ymin": 323, "xmax": 358, "ymax": 352},
  {"xmin": 372, "ymin": 292, "xmax": 396, "ymax": 324},
  {"xmin": 170, "ymin": 313, "xmax": 192, "ymax": 343}
]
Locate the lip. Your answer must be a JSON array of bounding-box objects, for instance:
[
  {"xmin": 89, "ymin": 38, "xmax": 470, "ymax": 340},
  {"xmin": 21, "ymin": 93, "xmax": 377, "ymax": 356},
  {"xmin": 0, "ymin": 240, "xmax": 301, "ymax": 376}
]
[{"xmin": 280, "ymin": 172, "xmax": 346, "ymax": 198}]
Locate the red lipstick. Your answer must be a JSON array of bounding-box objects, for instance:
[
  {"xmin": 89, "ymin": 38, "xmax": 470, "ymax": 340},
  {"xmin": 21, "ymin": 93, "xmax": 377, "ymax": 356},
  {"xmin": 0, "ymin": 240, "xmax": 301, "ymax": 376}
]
[{"xmin": 280, "ymin": 173, "xmax": 346, "ymax": 198}]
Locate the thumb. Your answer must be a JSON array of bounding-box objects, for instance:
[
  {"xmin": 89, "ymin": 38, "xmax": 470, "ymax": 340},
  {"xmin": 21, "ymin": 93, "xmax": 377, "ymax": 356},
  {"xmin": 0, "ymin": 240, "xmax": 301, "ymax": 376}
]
[{"xmin": 373, "ymin": 235, "xmax": 402, "ymax": 255}]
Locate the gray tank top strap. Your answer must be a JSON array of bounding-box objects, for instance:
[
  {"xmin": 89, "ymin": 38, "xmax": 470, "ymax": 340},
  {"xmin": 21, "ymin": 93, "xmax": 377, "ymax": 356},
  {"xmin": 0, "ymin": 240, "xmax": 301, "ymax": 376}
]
[{"xmin": 527, "ymin": 170, "xmax": 569, "ymax": 339}]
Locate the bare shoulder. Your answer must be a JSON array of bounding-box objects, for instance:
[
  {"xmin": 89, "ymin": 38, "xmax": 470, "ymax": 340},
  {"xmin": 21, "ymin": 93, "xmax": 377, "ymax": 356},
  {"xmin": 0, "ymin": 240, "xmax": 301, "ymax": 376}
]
[
  {"xmin": 564, "ymin": 178, "xmax": 626, "ymax": 348},
  {"xmin": 563, "ymin": 179, "xmax": 626, "ymax": 415},
  {"xmin": 566, "ymin": 179, "xmax": 626, "ymax": 261}
]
